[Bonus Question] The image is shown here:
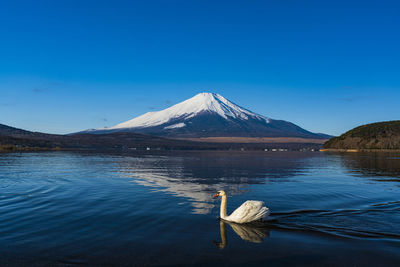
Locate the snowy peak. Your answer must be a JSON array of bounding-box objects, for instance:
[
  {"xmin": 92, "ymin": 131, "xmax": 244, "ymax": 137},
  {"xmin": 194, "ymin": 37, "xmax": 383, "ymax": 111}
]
[
  {"xmin": 108, "ymin": 92, "xmax": 269, "ymax": 130},
  {"xmin": 85, "ymin": 92, "xmax": 330, "ymax": 139},
  {"xmin": 190, "ymin": 93, "xmax": 266, "ymax": 120}
]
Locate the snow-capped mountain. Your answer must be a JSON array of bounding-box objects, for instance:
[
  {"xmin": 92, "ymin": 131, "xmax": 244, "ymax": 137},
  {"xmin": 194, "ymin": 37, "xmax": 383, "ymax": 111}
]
[
  {"xmin": 108, "ymin": 92, "xmax": 269, "ymax": 130},
  {"xmin": 85, "ymin": 93, "xmax": 330, "ymax": 139}
]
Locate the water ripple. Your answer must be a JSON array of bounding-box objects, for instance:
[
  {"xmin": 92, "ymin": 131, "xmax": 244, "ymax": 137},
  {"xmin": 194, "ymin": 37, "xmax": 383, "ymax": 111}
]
[{"xmin": 0, "ymin": 151, "xmax": 400, "ymax": 266}]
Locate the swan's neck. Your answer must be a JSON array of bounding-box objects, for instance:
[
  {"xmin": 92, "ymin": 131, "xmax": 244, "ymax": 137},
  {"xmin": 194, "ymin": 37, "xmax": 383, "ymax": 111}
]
[{"xmin": 220, "ymin": 195, "xmax": 227, "ymax": 219}]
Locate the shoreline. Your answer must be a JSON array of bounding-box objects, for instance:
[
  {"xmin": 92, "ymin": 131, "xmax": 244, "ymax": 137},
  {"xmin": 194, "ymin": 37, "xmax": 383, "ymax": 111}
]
[{"xmin": 320, "ymin": 148, "xmax": 400, "ymax": 153}]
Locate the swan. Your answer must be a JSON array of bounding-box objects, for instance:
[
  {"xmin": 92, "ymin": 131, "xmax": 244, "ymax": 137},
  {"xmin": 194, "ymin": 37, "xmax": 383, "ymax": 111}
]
[{"xmin": 213, "ymin": 190, "xmax": 270, "ymax": 223}]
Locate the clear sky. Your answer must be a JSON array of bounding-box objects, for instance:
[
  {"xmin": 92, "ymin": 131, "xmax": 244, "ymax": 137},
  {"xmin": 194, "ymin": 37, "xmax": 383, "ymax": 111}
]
[{"xmin": 1, "ymin": 0, "xmax": 399, "ymax": 136}]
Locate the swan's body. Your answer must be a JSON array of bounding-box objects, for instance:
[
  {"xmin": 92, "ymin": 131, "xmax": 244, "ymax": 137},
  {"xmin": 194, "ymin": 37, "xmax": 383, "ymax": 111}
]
[{"xmin": 214, "ymin": 190, "xmax": 270, "ymax": 223}]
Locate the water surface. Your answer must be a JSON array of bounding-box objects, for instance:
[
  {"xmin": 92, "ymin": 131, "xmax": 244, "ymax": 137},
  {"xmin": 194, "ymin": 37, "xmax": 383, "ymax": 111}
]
[{"xmin": 0, "ymin": 151, "xmax": 399, "ymax": 266}]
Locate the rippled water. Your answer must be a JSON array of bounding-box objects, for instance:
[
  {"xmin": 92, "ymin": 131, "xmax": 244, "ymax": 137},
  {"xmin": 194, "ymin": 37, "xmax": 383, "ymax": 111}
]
[{"xmin": 1, "ymin": 151, "xmax": 399, "ymax": 266}]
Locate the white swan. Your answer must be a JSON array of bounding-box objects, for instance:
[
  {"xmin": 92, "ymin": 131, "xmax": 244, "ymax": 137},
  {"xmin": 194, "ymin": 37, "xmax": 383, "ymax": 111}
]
[{"xmin": 213, "ymin": 190, "xmax": 270, "ymax": 223}]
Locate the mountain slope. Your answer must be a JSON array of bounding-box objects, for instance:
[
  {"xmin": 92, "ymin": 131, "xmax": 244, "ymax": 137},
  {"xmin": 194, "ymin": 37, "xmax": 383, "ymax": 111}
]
[
  {"xmin": 85, "ymin": 93, "xmax": 330, "ymax": 139},
  {"xmin": 324, "ymin": 121, "xmax": 400, "ymax": 150},
  {"xmin": 0, "ymin": 123, "xmax": 40, "ymax": 136}
]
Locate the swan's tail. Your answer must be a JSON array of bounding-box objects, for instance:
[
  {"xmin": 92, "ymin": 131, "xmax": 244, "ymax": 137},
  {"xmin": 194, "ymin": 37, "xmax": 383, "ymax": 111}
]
[{"xmin": 254, "ymin": 207, "xmax": 270, "ymax": 221}]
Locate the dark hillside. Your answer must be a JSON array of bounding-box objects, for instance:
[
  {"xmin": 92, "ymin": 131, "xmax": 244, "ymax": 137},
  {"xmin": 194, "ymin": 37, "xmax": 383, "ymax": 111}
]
[{"xmin": 324, "ymin": 121, "xmax": 400, "ymax": 150}]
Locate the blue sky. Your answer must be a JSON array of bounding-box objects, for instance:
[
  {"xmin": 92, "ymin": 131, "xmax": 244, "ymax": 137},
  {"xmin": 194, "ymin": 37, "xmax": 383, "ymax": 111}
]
[{"xmin": 1, "ymin": 0, "xmax": 399, "ymax": 135}]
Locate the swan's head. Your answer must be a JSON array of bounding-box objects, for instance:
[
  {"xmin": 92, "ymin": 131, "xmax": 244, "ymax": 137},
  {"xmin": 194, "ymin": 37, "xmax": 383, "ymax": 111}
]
[{"xmin": 213, "ymin": 190, "xmax": 226, "ymax": 198}]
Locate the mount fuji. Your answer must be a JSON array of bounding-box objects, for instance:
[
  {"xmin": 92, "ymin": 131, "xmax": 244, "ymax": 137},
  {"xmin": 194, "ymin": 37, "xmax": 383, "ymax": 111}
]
[{"xmin": 83, "ymin": 93, "xmax": 330, "ymax": 139}]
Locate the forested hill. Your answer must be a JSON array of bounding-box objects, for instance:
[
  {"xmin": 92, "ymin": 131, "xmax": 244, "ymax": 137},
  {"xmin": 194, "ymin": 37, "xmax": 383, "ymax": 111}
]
[{"xmin": 324, "ymin": 121, "xmax": 400, "ymax": 150}]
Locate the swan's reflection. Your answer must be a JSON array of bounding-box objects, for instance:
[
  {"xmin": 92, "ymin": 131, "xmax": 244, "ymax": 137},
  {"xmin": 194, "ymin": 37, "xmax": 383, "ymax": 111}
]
[{"xmin": 214, "ymin": 220, "xmax": 270, "ymax": 249}]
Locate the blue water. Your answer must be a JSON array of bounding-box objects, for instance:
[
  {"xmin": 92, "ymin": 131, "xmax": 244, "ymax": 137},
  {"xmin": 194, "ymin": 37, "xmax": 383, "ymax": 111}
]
[{"xmin": 0, "ymin": 151, "xmax": 399, "ymax": 266}]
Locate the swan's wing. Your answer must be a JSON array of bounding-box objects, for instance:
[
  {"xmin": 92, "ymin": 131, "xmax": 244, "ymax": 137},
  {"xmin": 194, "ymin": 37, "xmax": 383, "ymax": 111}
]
[{"xmin": 226, "ymin": 200, "xmax": 270, "ymax": 223}]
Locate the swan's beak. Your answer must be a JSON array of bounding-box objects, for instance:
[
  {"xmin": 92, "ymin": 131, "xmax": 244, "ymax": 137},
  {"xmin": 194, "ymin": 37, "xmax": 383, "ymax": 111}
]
[{"xmin": 213, "ymin": 193, "xmax": 219, "ymax": 198}]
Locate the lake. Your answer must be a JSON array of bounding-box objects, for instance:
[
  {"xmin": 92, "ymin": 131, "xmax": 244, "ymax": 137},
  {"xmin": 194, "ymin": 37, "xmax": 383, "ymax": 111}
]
[{"xmin": 1, "ymin": 151, "xmax": 399, "ymax": 266}]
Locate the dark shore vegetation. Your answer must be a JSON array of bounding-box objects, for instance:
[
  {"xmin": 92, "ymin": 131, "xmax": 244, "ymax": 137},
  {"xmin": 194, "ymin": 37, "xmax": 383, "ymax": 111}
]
[{"xmin": 324, "ymin": 121, "xmax": 400, "ymax": 150}]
